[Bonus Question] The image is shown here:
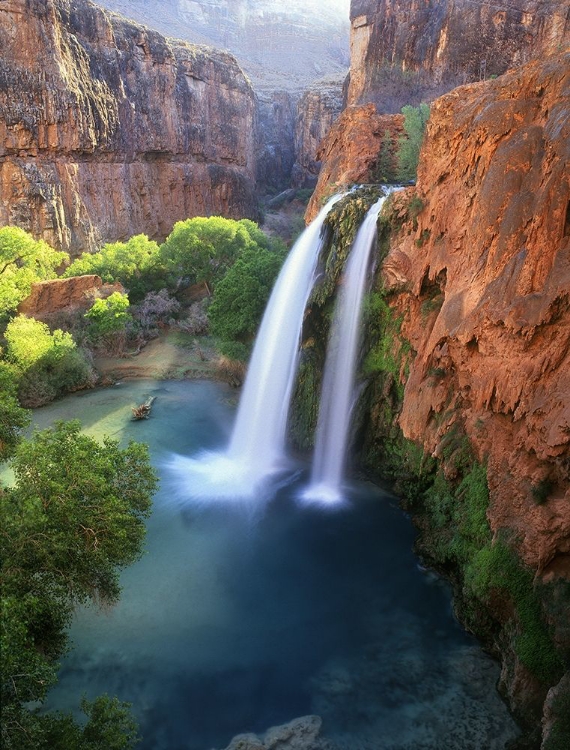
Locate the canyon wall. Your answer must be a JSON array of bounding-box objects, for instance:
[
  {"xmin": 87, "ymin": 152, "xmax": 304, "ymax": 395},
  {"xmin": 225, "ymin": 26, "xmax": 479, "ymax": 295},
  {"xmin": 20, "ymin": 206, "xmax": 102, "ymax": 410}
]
[
  {"xmin": 382, "ymin": 50, "xmax": 570, "ymax": 577},
  {"xmin": 96, "ymin": 0, "xmax": 350, "ymax": 91},
  {"xmin": 348, "ymin": 0, "xmax": 570, "ymax": 111},
  {"xmin": 291, "ymin": 80, "xmax": 344, "ymax": 189},
  {"xmin": 0, "ymin": 0, "xmax": 258, "ymax": 254}
]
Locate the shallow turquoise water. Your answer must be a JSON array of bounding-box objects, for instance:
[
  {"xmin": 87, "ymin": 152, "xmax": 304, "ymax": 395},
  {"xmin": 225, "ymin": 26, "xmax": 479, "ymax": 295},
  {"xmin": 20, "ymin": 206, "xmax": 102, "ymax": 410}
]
[{"xmin": 32, "ymin": 380, "xmax": 519, "ymax": 749}]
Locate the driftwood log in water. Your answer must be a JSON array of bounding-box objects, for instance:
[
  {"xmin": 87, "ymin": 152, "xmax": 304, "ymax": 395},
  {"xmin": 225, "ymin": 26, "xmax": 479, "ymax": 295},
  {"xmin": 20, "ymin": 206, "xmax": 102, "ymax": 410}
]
[{"xmin": 132, "ymin": 396, "xmax": 155, "ymax": 420}]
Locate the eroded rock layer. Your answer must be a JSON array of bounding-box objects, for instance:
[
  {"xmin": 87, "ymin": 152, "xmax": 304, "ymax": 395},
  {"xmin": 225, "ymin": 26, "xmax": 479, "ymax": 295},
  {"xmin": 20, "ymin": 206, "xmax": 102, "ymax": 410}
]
[
  {"xmin": 305, "ymin": 105, "xmax": 403, "ymax": 220},
  {"xmin": 292, "ymin": 79, "xmax": 344, "ymax": 189},
  {"xmin": 383, "ymin": 51, "xmax": 570, "ymax": 577},
  {"xmin": 0, "ymin": 0, "xmax": 258, "ymax": 254},
  {"xmin": 348, "ymin": 0, "xmax": 570, "ymax": 110}
]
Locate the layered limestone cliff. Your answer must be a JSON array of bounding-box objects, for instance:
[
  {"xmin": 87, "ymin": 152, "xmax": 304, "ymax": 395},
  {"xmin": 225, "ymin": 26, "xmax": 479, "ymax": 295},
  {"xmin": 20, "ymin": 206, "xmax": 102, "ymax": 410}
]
[
  {"xmin": 291, "ymin": 79, "xmax": 344, "ymax": 189},
  {"xmin": 382, "ymin": 51, "xmax": 570, "ymax": 578},
  {"xmin": 305, "ymin": 104, "xmax": 403, "ymax": 220},
  {"xmin": 0, "ymin": 0, "xmax": 258, "ymax": 254},
  {"xmin": 347, "ymin": 0, "xmax": 570, "ymax": 111}
]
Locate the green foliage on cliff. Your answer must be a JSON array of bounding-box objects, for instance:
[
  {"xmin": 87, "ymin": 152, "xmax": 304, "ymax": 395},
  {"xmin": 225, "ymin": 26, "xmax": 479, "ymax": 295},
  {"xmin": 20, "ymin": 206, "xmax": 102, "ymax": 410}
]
[
  {"xmin": 311, "ymin": 188, "xmax": 385, "ymax": 308},
  {"xmin": 1, "ymin": 420, "xmax": 157, "ymax": 749},
  {"xmin": 4, "ymin": 315, "xmax": 93, "ymax": 407},
  {"xmin": 64, "ymin": 234, "xmax": 161, "ymax": 301},
  {"xmin": 362, "ymin": 291, "xmax": 407, "ymax": 394},
  {"xmin": 0, "ymin": 227, "xmax": 68, "ymax": 320},
  {"xmin": 397, "ymin": 103, "xmax": 430, "ymax": 181},
  {"xmin": 466, "ymin": 540, "xmax": 564, "ymax": 684}
]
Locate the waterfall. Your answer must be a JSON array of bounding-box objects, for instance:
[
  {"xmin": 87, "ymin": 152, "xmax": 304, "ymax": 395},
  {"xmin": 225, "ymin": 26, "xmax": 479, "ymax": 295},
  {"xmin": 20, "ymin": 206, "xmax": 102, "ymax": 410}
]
[
  {"xmin": 166, "ymin": 194, "xmax": 343, "ymax": 501},
  {"xmin": 302, "ymin": 194, "xmax": 389, "ymax": 504}
]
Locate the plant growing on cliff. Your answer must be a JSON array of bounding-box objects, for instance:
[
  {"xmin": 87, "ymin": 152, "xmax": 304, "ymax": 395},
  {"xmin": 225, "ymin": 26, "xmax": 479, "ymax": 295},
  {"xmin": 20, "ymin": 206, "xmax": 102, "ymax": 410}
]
[
  {"xmin": 397, "ymin": 103, "xmax": 430, "ymax": 181},
  {"xmin": 0, "ymin": 227, "xmax": 68, "ymax": 320},
  {"xmin": 0, "ymin": 420, "xmax": 157, "ymax": 749},
  {"xmin": 373, "ymin": 129, "xmax": 399, "ymax": 184}
]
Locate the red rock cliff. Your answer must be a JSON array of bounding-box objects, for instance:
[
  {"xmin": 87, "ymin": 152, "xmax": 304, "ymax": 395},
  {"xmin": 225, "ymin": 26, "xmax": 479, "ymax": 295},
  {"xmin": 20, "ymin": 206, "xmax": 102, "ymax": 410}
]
[
  {"xmin": 0, "ymin": 0, "xmax": 258, "ymax": 254},
  {"xmin": 348, "ymin": 0, "xmax": 570, "ymax": 110},
  {"xmin": 382, "ymin": 51, "xmax": 570, "ymax": 578}
]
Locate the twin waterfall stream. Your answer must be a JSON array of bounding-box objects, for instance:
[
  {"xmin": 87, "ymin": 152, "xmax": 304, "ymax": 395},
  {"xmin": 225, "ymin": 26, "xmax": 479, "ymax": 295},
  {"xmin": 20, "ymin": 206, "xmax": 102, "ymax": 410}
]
[{"xmin": 169, "ymin": 191, "xmax": 389, "ymax": 503}]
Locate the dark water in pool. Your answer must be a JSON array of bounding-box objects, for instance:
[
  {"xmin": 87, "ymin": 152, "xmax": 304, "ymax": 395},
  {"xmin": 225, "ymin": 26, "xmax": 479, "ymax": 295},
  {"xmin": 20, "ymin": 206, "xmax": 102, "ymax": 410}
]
[{"xmin": 33, "ymin": 380, "xmax": 518, "ymax": 749}]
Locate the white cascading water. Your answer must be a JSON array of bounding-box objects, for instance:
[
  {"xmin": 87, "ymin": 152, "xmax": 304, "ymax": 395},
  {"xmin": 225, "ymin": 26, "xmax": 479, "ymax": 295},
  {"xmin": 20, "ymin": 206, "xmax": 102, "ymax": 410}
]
[
  {"xmin": 166, "ymin": 194, "xmax": 343, "ymax": 501},
  {"xmin": 302, "ymin": 193, "xmax": 389, "ymax": 504}
]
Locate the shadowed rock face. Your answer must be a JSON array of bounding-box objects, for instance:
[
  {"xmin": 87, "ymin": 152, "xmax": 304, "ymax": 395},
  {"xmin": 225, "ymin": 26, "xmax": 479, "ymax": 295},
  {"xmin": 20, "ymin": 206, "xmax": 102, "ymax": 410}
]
[
  {"xmin": 347, "ymin": 0, "xmax": 570, "ymax": 110},
  {"xmin": 0, "ymin": 0, "xmax": 258, "ymax": 254},
  {"xmin": 292, "ymin": 81, "xmax": 345, "ymax": 190},
  {"xmin": 382, "ymin": 51, "xmax": 570, "ymax": 578}
]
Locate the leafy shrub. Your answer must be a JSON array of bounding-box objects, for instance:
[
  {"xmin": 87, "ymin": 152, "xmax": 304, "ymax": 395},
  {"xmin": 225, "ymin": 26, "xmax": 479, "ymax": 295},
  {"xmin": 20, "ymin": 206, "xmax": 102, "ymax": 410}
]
[
  {"xmin": 0, "ymin": 362, "xmax": 30, "ymax": 459},
  {"xmin": 397, "ymin": 103, "xmax": 430, "ymax": 181},
  {"xmin": 208, "ymin": 244, "xmax": 285, "ymax": 351},
  {"xmin": 64, "ymin": 234, "xmax": 161, "ymax": 301},
  {"xmin": 177, "ymin": 300, "xmax": 210, "ymax": 337},
  {"xmin": 4, "ymin": 316, "xmax": 93, "ymax": 406},
  {"xmin": 84, "ymin": 292, "xmax": 132, "ymax": 354},
  {"xmin": 0, "ymin": 227, "xmax": 67, "ymax": 319},
  {"xmin": 1, "ymin": 420, "xmax": 157, "ymax": 749}
]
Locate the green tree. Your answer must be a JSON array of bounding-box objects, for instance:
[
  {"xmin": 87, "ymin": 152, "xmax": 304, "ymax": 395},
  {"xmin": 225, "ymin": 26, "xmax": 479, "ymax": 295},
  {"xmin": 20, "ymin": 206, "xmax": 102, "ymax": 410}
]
[
  {"xmin": 0, "ymin": 361, "xmax": 30, "ymax": 459},
  {"xmin": 397, "ymin": 103, "xmax": 430, "ymax": 181},
  {"xmin": 1, "ymin": 420, "xmax": 157, "ymax": 749},
  {"xmin": 85, "ymin": 292, "xmax": 133, "ymax": 350},
  {"xmin": 4, "ymin": 316, "xmax": 93, "ymax": 407},
  {"xmin": 159, "ymin": 216, "xmax": 273, "ymax": 293},
  {"xmin": 0, "ymin": 227, "xmax": 68, "ymax": 319},
  {"xmin": 374, "ymin": 129, "xmax": 397, "ymax": 183},
  {"xmin": 208, "ymin": 244, "xmax": 285, "ymax": 358},
  {"xmin": 64, "ymin": 235, "xmax": 161, "ymax": 302}
]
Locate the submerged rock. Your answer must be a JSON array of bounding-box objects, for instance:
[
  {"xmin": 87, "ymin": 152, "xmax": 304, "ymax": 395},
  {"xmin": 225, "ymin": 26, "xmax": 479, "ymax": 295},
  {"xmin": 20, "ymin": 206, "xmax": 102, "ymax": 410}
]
[{"xmin": 219, "ymin": 715, "xmax": 331, "ymax": 750}]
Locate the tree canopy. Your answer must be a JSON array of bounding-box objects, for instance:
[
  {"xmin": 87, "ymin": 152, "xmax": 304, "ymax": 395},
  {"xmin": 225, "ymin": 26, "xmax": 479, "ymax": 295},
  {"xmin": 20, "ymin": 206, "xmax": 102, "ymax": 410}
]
[
  {"xmin": 0, "ymin": 227, "xmax": 68, "ymax": 320},
  {"xmin": 159, "ymin": 216, "xmax": 279, "ymax": 292},
  {"xmin": 208, "ymin": 244, "xmax": 285, "ymax": 354},
  {"xmin": 1, "ymin": 420, "xmax": 157, "ymax": 749},
  {"xmin": 64, "ymin": 235, "xmax": 161, "ymax": 302}
]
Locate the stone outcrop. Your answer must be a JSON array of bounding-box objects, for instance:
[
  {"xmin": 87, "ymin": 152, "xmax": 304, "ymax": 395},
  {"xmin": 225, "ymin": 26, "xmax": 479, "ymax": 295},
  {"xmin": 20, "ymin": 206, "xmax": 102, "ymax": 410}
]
[
  {"xmin": 17, "ymin": 275, "xmax": 122, "ymax": 317},
  {"xmin": 305, "ymin": 105, "xmax": 403, "ymax": 220},
  {"xmin": 379, "ymin": 50, "xmax": 570, "ymax": 578},
  {"xmin": 0, "ymin": 0, "xmax": 258, "ymax": 255},
  {"xmin": 347, "ymin": 0, "xmax": 570, "ymax": 111},
  {"xmin": 291, "ymin": 79, "xmax": 344, "ymax": 189}
]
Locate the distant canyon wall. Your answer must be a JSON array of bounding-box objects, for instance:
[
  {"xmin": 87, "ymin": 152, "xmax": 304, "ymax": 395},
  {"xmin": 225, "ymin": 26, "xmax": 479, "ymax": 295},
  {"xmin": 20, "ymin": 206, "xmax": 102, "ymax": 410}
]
[
  {"xmin": 0, "ymin": 0, "xmax": 258, "ymax": 254},
  {"xmin": 347, "ymin": 0, "xmax": 570, "ymax": 111}
]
